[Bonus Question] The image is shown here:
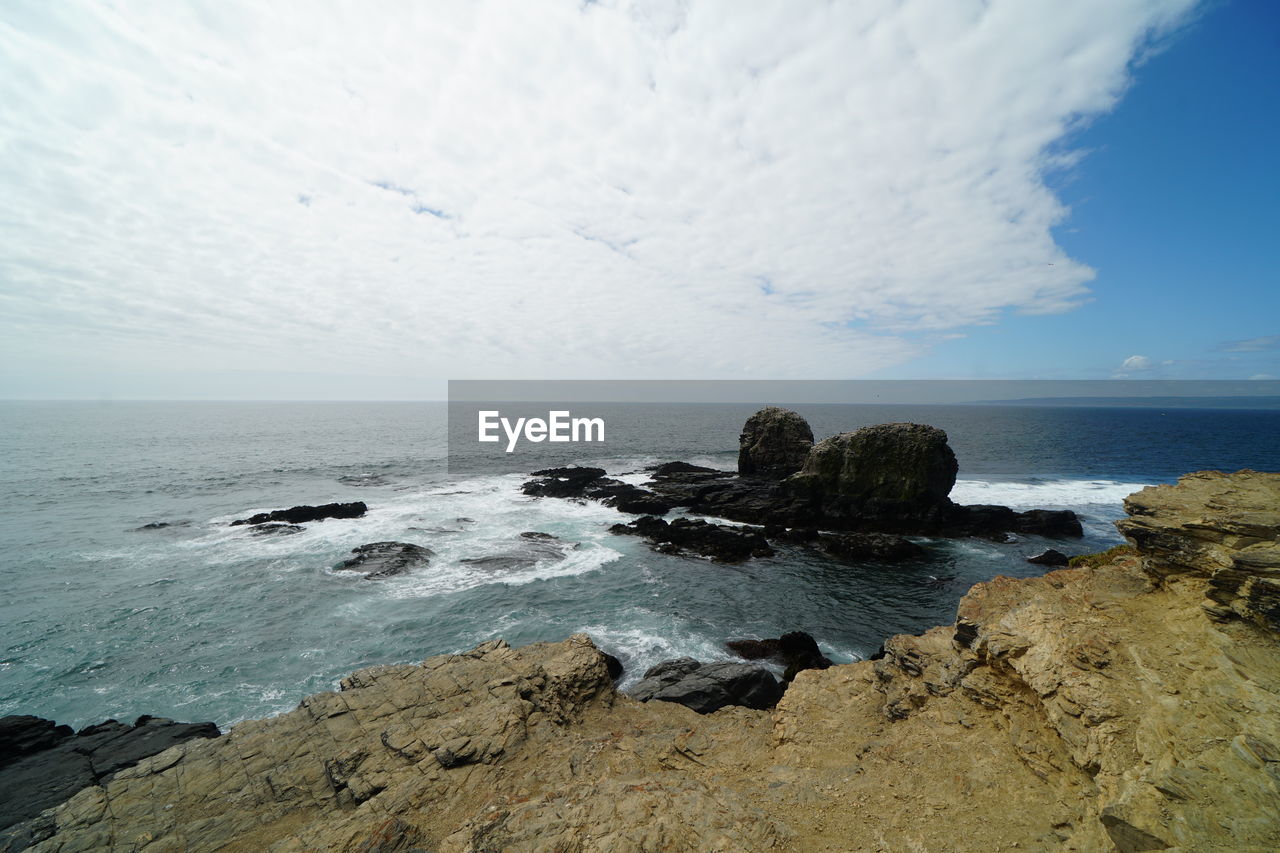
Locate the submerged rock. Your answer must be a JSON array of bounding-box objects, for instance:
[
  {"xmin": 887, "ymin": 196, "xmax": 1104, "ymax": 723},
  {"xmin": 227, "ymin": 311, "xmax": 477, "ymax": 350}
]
[
  {"xmin": 460, "ymin": 532, "xmax": 577, "ymax": 572},
  {"xmin": 819, "ymin": 532, "xmax": 927, "ymax": 561},
  {"xmin": 0, "ymin": 715, "xmax": 218, "ymax": 834},
  {"xmin": 608, "ymin": 516, "xmax": 774, "ymax": 562},
  {"xmin": 338, "ymin": 542, "xmax": 434, "ymax": 579},
  {"xmin": 629, "ymin": 658, "xmax": 783, "ymax": 713},
  {"xmin": 249, "ymin": 522, "xmax": 305, "ymax": 536},
  {"xmin": 231, "ymin": 501, "xmax": 367, "ymax": 526},
  {"xmin": 738, "ymin": 407, "xmax": 814, "ymax": 478}
]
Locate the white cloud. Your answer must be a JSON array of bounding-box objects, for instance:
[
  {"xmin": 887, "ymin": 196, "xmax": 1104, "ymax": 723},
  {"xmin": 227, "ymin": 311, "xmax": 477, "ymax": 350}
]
[
  {"xmin": 1121, "ymin": 355, "xmax": 1153, "ymax": 371},
  {"xmin": 0, "ymin": 0, "xmax": 1198, "ymax": 390}
]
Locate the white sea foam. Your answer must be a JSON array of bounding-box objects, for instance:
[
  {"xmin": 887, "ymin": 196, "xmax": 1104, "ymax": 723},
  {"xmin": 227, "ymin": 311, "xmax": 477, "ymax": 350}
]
[{"xmin": 950, "ymin": 478, "xmax": 1155, "ymax": 510}]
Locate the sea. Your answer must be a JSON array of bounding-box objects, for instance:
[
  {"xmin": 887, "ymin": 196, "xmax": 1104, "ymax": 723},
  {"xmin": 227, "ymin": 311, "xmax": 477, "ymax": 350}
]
[{"xmin": 1, "ymin": 400, "xmax": 1277, "ymax": 730}]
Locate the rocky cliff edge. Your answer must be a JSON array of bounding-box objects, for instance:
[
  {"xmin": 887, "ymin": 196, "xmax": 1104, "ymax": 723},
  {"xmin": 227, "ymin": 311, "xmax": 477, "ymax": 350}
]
[{"xmin": 7, "ymin": 470, "xmax": 1279, "ymax": 852}]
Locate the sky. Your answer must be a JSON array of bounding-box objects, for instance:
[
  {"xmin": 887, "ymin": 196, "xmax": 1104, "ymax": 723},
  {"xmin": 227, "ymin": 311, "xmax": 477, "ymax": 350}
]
[{"xmin": 0, "ymin": 0, "xmax": 1276, "ymax": 399}]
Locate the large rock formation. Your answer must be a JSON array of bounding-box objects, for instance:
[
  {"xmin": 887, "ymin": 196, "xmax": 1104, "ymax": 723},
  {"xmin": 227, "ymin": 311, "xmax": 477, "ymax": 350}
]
[
  {"xmin": 737, "ymin": 407, "xmax": 814, "ymax": 478},
  {"xmin": 781, "ymin": 422, "xmax": 958, "ymax": 521},
  {"xmin": 10, "ymin": 472, "xmax": 1276, "ymax": 852},
  {"xmin": 230, "ymin": 502, "xmax": 367, "ymax": 526}
]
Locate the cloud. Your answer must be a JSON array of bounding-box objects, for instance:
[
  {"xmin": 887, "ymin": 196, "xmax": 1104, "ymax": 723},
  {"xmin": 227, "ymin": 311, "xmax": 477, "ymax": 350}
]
[
  {"xmin": 1219, "ymin": 335, "xmax": 1280, "ymax": 353},
  {"xmin": 1121, "ymin": 355, "xmax": 1153, "ymax": 371},
  {"xmin": 0, "ymin": 0, "xmax": 1198, "ymax": 388}
]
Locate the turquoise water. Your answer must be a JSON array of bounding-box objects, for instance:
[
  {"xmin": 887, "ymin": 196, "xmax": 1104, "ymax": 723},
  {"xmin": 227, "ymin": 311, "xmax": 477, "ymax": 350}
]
[{"xmin": 2, "ymin": 401, "xmax": 1277, "ymax": 728}]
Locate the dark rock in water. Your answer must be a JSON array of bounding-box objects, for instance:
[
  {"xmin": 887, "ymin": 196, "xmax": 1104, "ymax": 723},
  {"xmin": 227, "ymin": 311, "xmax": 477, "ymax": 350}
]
[
  {"xmin": 338, "ymin": 542, "xmax": 434, "ymax": 579},
  {"xmin": 0, "ymin": 715, "xmax": 219, "ymax": 833},
  {"xmin": 137, "ymin": 522, "xmax": 171, "ymax": 530},
  {"xmin": 783, "ymin": 422, "xmax": 957, "ymax": 519},
  {"xmin": 522, "ymin": 467, "xmax": 608, "ymax": 498},
  {"xmin": 608, "ymin": 516, "xmax": 774, "ymax": 563},
  {"xmin": 601, "ymin": 652, "xmax": 624, "ymax": 681},
  {"xmin": 725, "ymin": 631, "xmax": 833, "ymax": 681},
  {"xmin": 248, "ymin": 522, "xmax": 305, "ymax": 536},
  {"xmin": 1027, "ymin": 548, "xmax": 1071, "ymax": 566},
  {"xmin": 461, "ymin": 533, "xmax": 575, "ymax": 572},
  {"xmin": 455, "ymin": 517, "xmax": 475, "ymax": 523},
  {"xmin": 629, "ymin": 658, "xmax": 783, "ymax": 713},
  {"xmin": 231, "ymin": 501, "xmax": 367, "ymax": 526},
  {"xmin": 820, "ymin": 532, "xmax": 927, "ymax": 561},
  {"xmin": 648, "ymin": 461, "xmax": 728, "ymax": 477},
  {"xmin": 1012, "ymin": 509, "xmax": 1084, "ymax": 538},
  {"xmin": 738, "ymin": 407, "xmax": 814, "ymax": 478},
  {"xmin": 531, "ymin": 466, "xmax": 608, "ymax": 481}
]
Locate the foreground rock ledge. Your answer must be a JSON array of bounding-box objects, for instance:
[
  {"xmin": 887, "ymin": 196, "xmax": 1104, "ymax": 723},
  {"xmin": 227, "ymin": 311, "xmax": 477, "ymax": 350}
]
[{"xmin": 7, "ymin": 471, "xmax": 1279, "ymax": 852}]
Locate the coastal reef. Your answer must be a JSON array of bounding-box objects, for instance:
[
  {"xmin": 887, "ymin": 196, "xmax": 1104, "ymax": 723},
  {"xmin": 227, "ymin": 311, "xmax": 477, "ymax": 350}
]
[
  {"xmin": 524, "ymin": 408, "xmax": 1083, "ymax": 540},
  {"xmin": 4, "ymin": 470, "xmax": 1278, "ymax": 851}
]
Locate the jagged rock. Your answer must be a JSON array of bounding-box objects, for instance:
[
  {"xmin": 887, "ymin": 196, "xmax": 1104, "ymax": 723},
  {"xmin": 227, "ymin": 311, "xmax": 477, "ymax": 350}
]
[
  {"xmin": 230, "ymin": 501, "xmax": 367, "ymax": 526},
  {"xmin": 601, "ymin": 652, "xmax": 624, "ymax": 681},
  {"xmin": 7, "ymin": 635, "xmax": 784, "ymax": 853},
  {"xmin": 629, "ymin": 659, "xmax": 783, "ymax": 713},
  {"xmin": 738, "ymin": 407, "xmax": 814, "ymax": 478},
  {"xmin": 0, "ymin": 715, "xmax": 218, "ymax": 834},
  {"xmin": 1027, "ymin": 548, "xmax": 1071, "ymax": 566},
  {"xmin": 521, "ymin": 468, "xmax": 673, "ymax": 514},
  {"xmin": 725, "ymin": 631, "xmax": 833, "ymax": 681},
  {"xmin": 0, "ymin": 717, "xmax": 72, "ymax": 769},
  {"xmin": 608, "ymin": 516, "xmax": 774, "ymax": 562},
  {"xmin": 819, "ymin": 531, "xmax": 927, "ymax": 561},
  {"xmin": 338, "ymin": 542, "xmax": 434, "ymax": 579},
  {"xmin": 1117, "ymin": 470, "xmax": 1280, "ymax": 630}
]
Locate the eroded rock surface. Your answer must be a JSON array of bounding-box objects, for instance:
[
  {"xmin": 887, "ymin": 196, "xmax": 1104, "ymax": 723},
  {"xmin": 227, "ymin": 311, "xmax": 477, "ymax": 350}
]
[
  {"xmin": 11, "ymin": 472, "xmax": 1279, "ymax": 852},
  {"xmin": 738, "ymin": 407, "xmax": 814, "ymax": 478},
  {"xmin": 231, "ymin": 501, "xmax": 367, "ymax": 526}
]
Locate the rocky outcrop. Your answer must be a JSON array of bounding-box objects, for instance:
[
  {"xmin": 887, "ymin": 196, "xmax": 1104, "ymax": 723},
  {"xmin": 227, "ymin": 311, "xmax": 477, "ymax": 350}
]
[
  {"xmin": 783, "ymin": 422, "xmax": 957, "ymax": 518},
  {"xmin": 737, "ymin": 407, "xmax": 814, "ymax": 478},
  {"xmin": 522, "ymin": 467, "xmax": 674, "ymax": 515},
  {"xmin": 725, "ymin": 631, "xmax": 833, "ymax": 681},
  {"xmin": 629, "ymin": 658, "xmax": 784, "ymax": 713},
  {"xmin": 337, "ymin": 542, "xmax": 434, "ymax": 579},
  {"xmin": 608, "ymin": 515, "xmax": 774, "ymax": 562},
  {"xmin": 1117, "ymin": 469, "xmax": 1280, "ymax": 630},
  {"xmin": 818, "ymin": 531, "xmax": 928, "ymax": 561},
  {"xmin": 230, "ymin": 501, "xmax": 367, "ymax": 526},
  {"xmin": 13, "ymin": 472, "xmax": 1277, "ymax": 852},
  {"xmin": 0, "ymin": 715, "xmax": 219, "ymax": 840}
]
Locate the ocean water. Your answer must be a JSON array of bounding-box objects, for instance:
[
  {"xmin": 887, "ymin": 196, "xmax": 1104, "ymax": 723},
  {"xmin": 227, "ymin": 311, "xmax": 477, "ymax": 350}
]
[{"xmin": 1, "ymin": 400, "xmax": 1277, "ymax": 729}]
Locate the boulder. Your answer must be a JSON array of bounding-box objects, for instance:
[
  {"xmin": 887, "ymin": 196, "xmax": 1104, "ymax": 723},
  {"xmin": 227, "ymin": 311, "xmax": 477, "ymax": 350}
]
[
  {"xmin": 1027, "ymin": 548, "xmax": 1071, "ymax": 567},
  {"xmin": 648, "ymin": 461, "xmax": 727, "ymax": 477},
  {"xmin": 231, "ymin": 501, "xmax": 367, "ymax": 526},
  {"xmin": 738, "ymin": 407, "xmax": 814, "ymax": 478},
  {"xmin": 0, "ymin": 715, "xmax": 218, "ymax": 833},
  {"xmin": 629, "ymin": 659, "xmax": 783, "ymax": 713},
  {"xmin": 783, "ymin": 423, "xmax": 957, "ymax": 520},
  {"xmin": 608, "ymin": 516, "xmax": 774, "ymax": 562},
  {"xmin": 725, "ymin": 631, "xmax": 833, "ymax": 681},
  {"xmin": 338, "ymin": 542, "xmax": 434, "ymax": 579}
]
